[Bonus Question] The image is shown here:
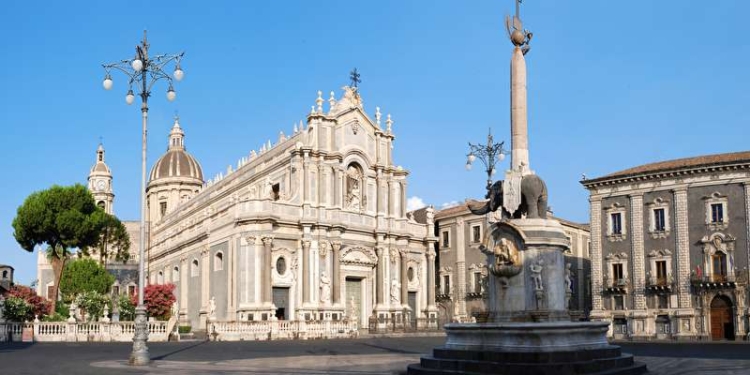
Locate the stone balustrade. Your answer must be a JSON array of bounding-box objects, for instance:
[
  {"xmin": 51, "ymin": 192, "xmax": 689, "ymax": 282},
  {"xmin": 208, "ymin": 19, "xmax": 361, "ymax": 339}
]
[
  {"xmin": 210, "ymin": 319, "xmax": 359, "ymax": 341},
  {"xmin": 0, "ymin": 321, "xmax": 169, "ymax": 343}
]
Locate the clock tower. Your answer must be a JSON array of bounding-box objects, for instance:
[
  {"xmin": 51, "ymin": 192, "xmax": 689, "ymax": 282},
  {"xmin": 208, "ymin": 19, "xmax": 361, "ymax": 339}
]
[{"xmin": 88, "ymin": 143, "xmax": 114, "ymax": 214}]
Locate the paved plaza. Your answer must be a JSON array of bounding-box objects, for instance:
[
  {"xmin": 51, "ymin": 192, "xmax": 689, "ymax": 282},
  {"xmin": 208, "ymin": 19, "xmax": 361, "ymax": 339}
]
[{"xmin": 2, "ymin": 336, "xmax": 750, "ymax": 374}]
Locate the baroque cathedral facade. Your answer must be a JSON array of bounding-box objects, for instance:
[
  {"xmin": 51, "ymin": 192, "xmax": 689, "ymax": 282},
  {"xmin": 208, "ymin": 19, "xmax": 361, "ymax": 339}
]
[{"xmin": 132, "ymin": 85, "xmax": 435, "ymax": 329}]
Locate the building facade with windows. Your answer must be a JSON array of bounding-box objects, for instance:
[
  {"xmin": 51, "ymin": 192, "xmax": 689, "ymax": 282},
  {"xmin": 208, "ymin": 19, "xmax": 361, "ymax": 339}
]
[
  {"xmin": 145, "ymin": 85, "xmax": 437, "ymax": 331},
  {"xmin": 582, "ymin": 151, "xmax": 750, "ymax": 341},
  {"xmin": 432, "ymin": 203, "xmax": 591, "ymax": 323}
]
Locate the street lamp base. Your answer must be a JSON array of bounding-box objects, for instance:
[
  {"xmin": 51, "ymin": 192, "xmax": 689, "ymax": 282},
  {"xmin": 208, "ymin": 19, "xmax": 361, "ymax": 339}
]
[{"xmin": 129, "ymin": 305, "xmax": 150, "ymax": 366}]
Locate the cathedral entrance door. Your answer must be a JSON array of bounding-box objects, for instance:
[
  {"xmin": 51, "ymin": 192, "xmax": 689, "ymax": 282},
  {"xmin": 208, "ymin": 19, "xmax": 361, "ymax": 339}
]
[
  {"xmin": 346, "ymin": 278, "xmax": 363, "ymax": 327},
  {"xmin": 710, "ymin": 295, "xmax": 734, "ymax": 340},
  {"xmin": 273, "ymin": 287, "xmax": 289, "ymax": 320},
  {"xmin": 408, "ymin": 292, "xmax": 417, "ymax": 328}
]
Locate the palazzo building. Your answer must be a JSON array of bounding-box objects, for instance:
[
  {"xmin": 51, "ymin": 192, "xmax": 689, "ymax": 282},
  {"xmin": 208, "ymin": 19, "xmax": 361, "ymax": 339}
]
[
  {"xmin": 431, "ymin": 203, "xmax": 591, "ymax": 323},
  {"xmin": 145, "ymin": 85, "xmax": 438, "ymax": 330},
  {"xmin": 582, "ymin": 151, "xmax": 750, "ymax": 341}
]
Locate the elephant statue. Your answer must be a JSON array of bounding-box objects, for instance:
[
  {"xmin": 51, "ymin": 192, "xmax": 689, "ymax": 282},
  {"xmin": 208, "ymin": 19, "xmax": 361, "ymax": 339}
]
[{"xmin": 467, "ymin": 174, "xmax": 548, "ymax": 219}]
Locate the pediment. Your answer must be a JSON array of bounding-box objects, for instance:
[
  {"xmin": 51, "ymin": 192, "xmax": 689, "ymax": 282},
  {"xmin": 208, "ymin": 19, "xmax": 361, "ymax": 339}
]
[{"xmin": 341, "ymin": 246, "xmax": 378, "ymax": 266}]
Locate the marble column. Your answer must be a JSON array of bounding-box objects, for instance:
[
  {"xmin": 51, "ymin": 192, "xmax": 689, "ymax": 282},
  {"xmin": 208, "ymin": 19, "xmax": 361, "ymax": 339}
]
[
  {"xmin": 400, "ymin": 249, "xmax": 409, "ymax": 307},
  {"xmin": 179, "ymin": 256, "xmax": 188, "ymax": 322},
  {"xmin": 376, "ymin": 247, "xmax": 385, "ymax": 307},
  {"xmin": 455, "ymin": 217, "xmax": 467, "ymax": 317},
  {"xmin": 334, "ymin": 168, "xmax": 343, "ymax": 208},
  {"xmin": 302, "ymin": 239, "xmax": 312, "ymax": 305},
  {"xmin": 332, "ymin": 241, "xmax": 342, "ymax": 305},
  {"xmin": 302, "ymin": 152, "xmax": 310, "ymax": 205},
  {"xmin": 262, "ymin": 236, "xmax": 274, "ymax": 305},
  {"xmin": 426, "ymin": 248, "xmax": 437, "ymax": 311},
  {"xmin": 200, "ymin": 246, "xmax": 210, "ymax": 327}
]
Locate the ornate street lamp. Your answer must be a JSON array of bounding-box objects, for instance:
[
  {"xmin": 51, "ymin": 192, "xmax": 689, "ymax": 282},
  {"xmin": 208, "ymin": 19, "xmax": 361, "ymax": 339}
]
[
  {"xmin": 465, "ymin": 129, "xmax": 508, "ymax": 196},
  {"xmin": 101, "ymin": 30, "xmax": 184, "ymax": 366}
]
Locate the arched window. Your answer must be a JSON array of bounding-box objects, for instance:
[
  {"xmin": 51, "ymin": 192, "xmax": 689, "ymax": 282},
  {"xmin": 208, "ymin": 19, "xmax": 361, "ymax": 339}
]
[
  {"xmin": 1, "ymin": 270, "xmax": 7, "ymax": 279},
  {"xmin": 97, "ymin": 201, "xmax": 106, "ymax": 209},
  {"xmin": 173, "ymin": 266, "xmax": 179, "ymax": 281},
  {"xmin": 214, "ymin": 252, "xmax": 224, "ymax": 271},
  {"xmin": 191, "ymin": 259, "xmax": 199, "ymax": 277}
]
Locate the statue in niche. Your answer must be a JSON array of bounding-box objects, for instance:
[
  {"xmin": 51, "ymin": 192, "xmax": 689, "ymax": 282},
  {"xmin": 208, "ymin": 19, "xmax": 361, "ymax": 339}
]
[
  {"xmin": 530, "ymin": 259, "xmax": 544, "ymax": 291},
  {"xmin": 391, "ymin": 279, "xmax": 401, "ymax": 303},
  {"xmin": 346, "ymin": 178, "xmax": 361, "ymax": 210},
  {"xmin": 320, "ymin": 272, "xmax": 331, "ymax": 303},
  {"xmin": 208, "ymin": 296, "xmax": 216, "ymax": 319},
  {"xmin": 564, "ymin": 263, "xmax": 573, "ymax": 292}
]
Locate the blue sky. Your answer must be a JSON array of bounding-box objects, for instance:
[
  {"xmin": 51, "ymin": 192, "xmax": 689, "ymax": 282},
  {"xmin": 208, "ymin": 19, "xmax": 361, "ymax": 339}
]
[{"xmin": 1, "ymin": 0, "xmax": 749, "ymax": 285}]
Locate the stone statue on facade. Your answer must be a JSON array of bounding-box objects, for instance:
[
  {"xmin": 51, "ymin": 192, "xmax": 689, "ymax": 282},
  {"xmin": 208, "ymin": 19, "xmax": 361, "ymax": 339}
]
[
  {"xmin": 390, "ymin": 279, "xmax": 401, "ymax": 304},
  {"xmin": 564, "ymin": 263, "xmax": 572, "ymax": 292},
  {"xmin": 346, "ymin": 179, "xmax": 361, "ymax": 211},
  {"xmin": 320, "ymin": 272, "xmax": 331, "ymax": 304},
  {"xmin": 530, "ymin": 259, "xmax": 544, "ymax": 291},
  {"xmin": 208, "ymin": 296, "xmax": 216, "ymax": 320}
]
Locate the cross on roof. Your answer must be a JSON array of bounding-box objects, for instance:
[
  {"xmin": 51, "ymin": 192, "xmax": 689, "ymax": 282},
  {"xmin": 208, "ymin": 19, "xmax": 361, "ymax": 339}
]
[{"xmin": 349, "ymin": 68, "xmax": 361, "ymax": 89}]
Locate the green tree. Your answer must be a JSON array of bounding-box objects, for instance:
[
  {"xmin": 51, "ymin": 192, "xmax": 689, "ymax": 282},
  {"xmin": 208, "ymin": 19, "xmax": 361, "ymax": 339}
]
[
  {"xmin": 89, "ymin": 213, "xmax": 131, "ymax": 267},
  {"xmin": 12, "ymin": 184, "xmax": 106, "ymax": 306},
  {"xmin": 59, "ymin": 258, "xmax": 115, "ymax": 302}
]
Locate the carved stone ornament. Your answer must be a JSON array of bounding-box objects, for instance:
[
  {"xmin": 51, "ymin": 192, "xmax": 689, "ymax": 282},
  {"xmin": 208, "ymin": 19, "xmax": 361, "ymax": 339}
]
[
  {"xmin": 389, "ymin": 248, "xmax": 399, "ymax": 264},
  {"xmin": 479, "ymin": 237, "xmax": 522, "ymax": 279},
  {"xmin": 261, "ymin": 236, "xmax": 274, "ymax": 247},
  {"xmin": 341, "ymin": 246, "xmax": 378, "ymax": 266},
  {"xmin": 349, "ymin": 119, "xmax": 360, "ymax": 135},
  {"xmin": 319, "ymin": 241, "xmax": 329, "ymax": 258},
  {"xmin": 245, "ymin": 236, "xmax": 257, "ymax": 246}
]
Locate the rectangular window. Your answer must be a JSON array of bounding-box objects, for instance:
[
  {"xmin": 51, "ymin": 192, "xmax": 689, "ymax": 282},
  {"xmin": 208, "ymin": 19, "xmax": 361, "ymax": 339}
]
[
  {"xmin": 612, "ymin": 263, "xmax": 624, "ymax": 284},
  {"xmin": 474, "ymin": 272, "xmax": 482, "ymax": 293},
  {"xmin": 442, "ymin": 231, "xmax": 450, "ymax": 248},
  {"xmin": 614, "ymin": 295, "xmax": 624, "ymax": 310},
  {"xmin": 47, "ymin": 285, "xmax": 55, "ymax": 299},
  {"xmin": 711, "ymin": 203, "xmax": 723, "ymax": 223},
  {"xmin": 654, "ymin": 208, "xmax": 666, "ymax": 231},
  {"xmin": 272, "ymin": 183, "xmax": 280, "ymax": 201},
  {"xmin": 160, "ymin": 201, "xmax": 167, "ymax": 218},
  {"xmin": 657, "ymin": 294, "xmax": 669, "ymax": 309},
  {"xmin": 611, "ymin": 213, "xmax": 622, "ymax": 235},
  {"xmin": 443, "ymin": 275, "xmax": 450, "ymax": 295},
  {"xmin": 112, "ymin": 286, "xmax": 120, "ymax": 296},
  {"xmin": 472, "ymin": 226, "xmax": 481, "ymax": 243},
  {"xmin": 656, "ymin": 261, "xmax": 667, "ymax": 285},
  {"xmin": 128, "ymin": 285, "xmax": 136, "ymax": 297}
]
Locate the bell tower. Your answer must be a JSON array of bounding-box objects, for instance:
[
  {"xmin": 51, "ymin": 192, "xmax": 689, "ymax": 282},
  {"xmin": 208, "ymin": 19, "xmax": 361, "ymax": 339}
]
[{"xmin": 88, "ymin": 142, "xmax": 115, "ymax": 214}]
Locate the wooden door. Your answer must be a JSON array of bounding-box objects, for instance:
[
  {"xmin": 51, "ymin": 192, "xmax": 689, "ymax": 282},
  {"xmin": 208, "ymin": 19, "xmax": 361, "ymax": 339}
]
[{"xmin": 710, "ymin": 296, "xmax": 734, "ymax": 340}]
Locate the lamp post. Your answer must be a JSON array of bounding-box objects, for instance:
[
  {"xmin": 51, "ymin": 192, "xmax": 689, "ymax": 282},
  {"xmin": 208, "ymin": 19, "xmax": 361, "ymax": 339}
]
[
  {"xmin": 101, "ymin": 30, "xmax": 184, "ymax": 366},
  {"xmin": 465, "ymin": 129, "xmax": 508, "ymax": 196}
]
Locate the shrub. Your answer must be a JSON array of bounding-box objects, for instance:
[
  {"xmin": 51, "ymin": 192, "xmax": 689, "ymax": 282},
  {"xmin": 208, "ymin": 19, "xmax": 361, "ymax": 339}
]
[
  {"xmin": 131, "ymin": 283, "xmax": 176, "ymax": 321},
  {"xmin": 2, "ymin": 296, "xmax": 32, "ymax": 322},
  {"xmin": 7, "ymin": 285, "xmax": 50, "ymax": 320},
  {"xmin": 178, "ymin": 325, "xmax": 192, "ymax": 334},
  {"xmin": 74, "ymin": 291, "xmax": 109, "ymax": 321},
  {"xmin": 118, "ymin": 294, "xmax": 135, "ymax": 321},
  {"xmin": 59, "ymin": 258, "xmax": 115, "ymax": 302}
]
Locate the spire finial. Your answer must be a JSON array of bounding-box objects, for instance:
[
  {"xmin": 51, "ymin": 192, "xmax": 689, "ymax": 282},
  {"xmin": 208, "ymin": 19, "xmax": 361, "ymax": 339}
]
[
  {"xmin": 375, "ymin": 107, "xmax": 382, "ymax": 127},
  {"xmin": 328, "ymin": 91, "xmax": 336, "ymax": 112},
  {"xmin": 316, "ymin": 90, "xmax": 324, "ymax": 113},
  {"xmin": 386, "ymin": 114, "xmax": 393, "ymax": 133}
]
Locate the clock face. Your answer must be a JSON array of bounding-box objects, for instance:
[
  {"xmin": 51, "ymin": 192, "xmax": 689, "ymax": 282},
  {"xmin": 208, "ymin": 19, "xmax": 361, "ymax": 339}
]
[{"xmin": 97, "ymin": 180, "xmax": 106, "ymax": 191}]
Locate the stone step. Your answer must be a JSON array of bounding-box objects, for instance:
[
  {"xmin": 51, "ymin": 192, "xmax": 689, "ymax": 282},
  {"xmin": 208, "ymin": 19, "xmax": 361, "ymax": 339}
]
[
  {"xmin": 413, "ymin": 354, "xmax": 639, "ymax": 375},
  {"xmin": 407, "ymin": 362, "xmax": 647, "ymax": 375},
  {"xmin": 431, "ymin": 346, "xmax": 623, "ymax": 364}
]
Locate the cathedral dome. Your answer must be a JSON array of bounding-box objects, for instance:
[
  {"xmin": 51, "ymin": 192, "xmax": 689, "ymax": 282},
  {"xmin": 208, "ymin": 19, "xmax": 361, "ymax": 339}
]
[{"xmin": 148, "ymin": 118, "xmax": 203, "ymax": 183}]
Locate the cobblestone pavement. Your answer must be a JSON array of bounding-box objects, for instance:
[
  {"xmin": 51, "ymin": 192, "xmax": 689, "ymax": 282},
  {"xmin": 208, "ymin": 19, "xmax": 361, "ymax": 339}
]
[{"xmin": 4, "ymin": 337, "xmax": 750, "ymax": 374}]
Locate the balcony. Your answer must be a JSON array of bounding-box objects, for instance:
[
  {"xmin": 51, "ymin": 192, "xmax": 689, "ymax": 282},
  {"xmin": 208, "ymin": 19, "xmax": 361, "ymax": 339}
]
[
  {"xmin": 604, "ymin": 278, "xmax": 629, "ymax": 294},
  {"xmin": 690, "ymin": 272, "xmax": 738, "ymax": 289},
  {"xmin": 465, "ymin": 283, "xmax": 484, "ymax": 300},
  {"xmin": 645, "ymin": 275, "xmax": 674, "ymax": 293}
]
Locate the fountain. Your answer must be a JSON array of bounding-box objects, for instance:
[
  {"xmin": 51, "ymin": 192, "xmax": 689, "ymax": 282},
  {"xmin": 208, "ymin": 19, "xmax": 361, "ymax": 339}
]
[{"xmin": 407, "ymin": 2, "xmax": 647, "ymax": 374}]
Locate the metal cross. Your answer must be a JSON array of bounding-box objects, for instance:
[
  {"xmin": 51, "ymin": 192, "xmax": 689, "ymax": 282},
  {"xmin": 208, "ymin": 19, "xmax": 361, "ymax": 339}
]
[
  {"xmin": 516, "ymin": 0, "xmax": 523, "ymax": 18},
  {"xmin": 349, "ymin": 68, "xmax": 361, "ymax": 88}
]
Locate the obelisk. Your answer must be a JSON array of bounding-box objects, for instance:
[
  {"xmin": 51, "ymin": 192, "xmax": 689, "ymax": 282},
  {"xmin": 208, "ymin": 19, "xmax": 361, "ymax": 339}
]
[
  {"xmin": 510, "ymin": 44, "xmax": 529, "ymax": 172},
  {"xmin": 507, "ymin": 0, "xmax": 533, "ymax": 174}
]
